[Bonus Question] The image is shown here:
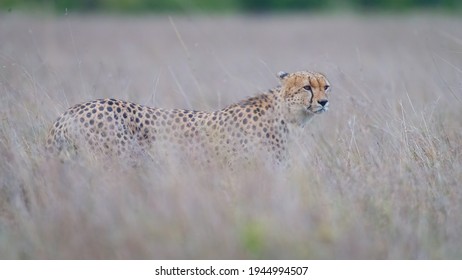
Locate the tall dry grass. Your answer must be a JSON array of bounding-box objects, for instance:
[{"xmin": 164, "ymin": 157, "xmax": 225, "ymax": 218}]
[{"xmin": 0, "ymin": 14, "xmax": 461, "ymax": 259}]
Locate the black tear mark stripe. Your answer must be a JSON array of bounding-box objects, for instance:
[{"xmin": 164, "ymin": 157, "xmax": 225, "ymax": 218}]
[{"xmin": 308, "ymin": 76, "xmax": 314, "ymax": 105}]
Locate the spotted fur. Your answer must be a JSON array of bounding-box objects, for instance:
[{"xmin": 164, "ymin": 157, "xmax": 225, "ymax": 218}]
[{"xmin": 45, "ymin": 71, "xmax": 330, "ymax": 166}]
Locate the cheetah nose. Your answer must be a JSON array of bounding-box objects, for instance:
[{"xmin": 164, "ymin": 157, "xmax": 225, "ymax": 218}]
[{"xmin": 318, "ymin": 99, "xmax": 328, "ymax": 107}]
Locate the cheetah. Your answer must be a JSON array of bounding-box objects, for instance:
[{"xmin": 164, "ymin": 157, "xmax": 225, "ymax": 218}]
[{"xmin": 45, "ymin": 71, "xmax": 330, "ymax": 166}]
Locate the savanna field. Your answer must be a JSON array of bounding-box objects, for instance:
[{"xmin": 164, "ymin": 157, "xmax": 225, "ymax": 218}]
[{"xmin": 0, "ymin": 13, "xmax": 461, "ymax": 259}]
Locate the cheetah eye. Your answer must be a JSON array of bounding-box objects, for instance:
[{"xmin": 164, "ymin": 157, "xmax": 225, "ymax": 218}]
[
  {"xmin": 303, "ymin": 85, "xmax": 312, "ymax": 91},
  {"xmin": 324, "ymin": 85, "xmax": 330, "ymax": 91}
]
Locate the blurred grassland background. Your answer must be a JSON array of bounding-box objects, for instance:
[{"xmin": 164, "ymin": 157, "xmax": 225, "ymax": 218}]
[
  {"xmin": 0, "ymin": 0, "xmax": 462, "ymax": 259},
  {"xmin": 2, "ymin": 0, "xmax": 462, "ymax": 13}
]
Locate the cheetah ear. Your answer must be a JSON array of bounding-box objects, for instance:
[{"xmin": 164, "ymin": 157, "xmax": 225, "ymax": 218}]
[{"xmin": 277, "ymin": 71, "xmax": 289, "ymax": 81}]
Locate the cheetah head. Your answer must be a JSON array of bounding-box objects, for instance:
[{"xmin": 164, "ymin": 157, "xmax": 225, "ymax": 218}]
[{"xmin": 277, "ymin": 70, "xmax": 330, "ymax": 125}]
